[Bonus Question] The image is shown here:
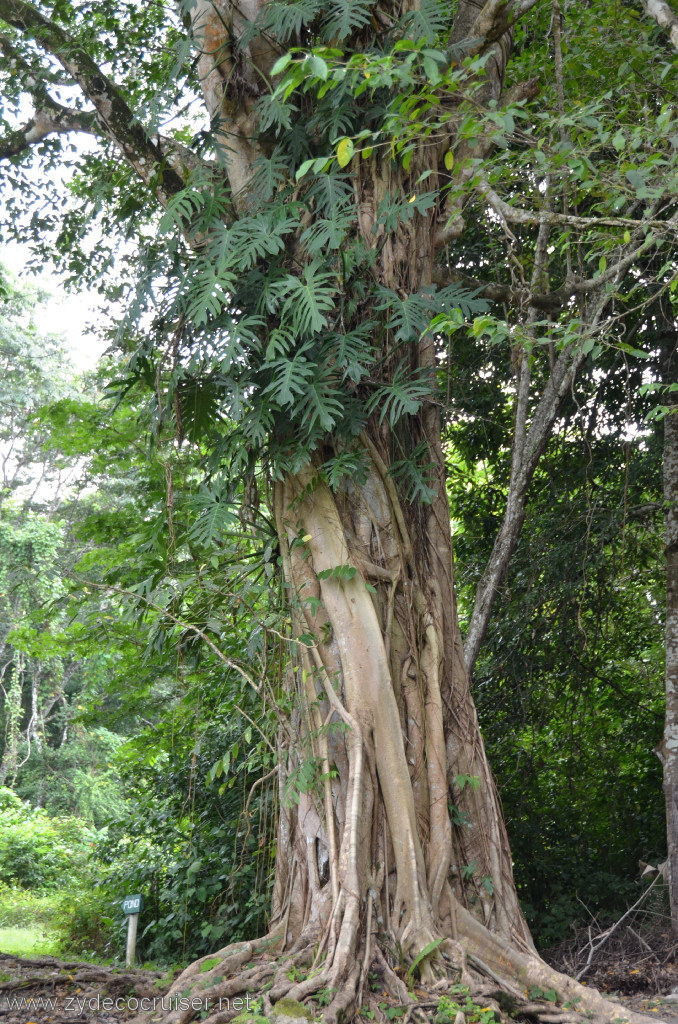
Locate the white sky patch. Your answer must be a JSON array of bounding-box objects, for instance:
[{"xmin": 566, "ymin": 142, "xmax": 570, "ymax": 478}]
[{"xmin": 1, "ymin": 239, "xmax": 107, "ymax": 371}]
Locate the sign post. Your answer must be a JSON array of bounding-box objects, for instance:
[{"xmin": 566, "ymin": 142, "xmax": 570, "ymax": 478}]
[{"xmin": 122, "ymin": 894, "xmax": 144, "ymax": 968}]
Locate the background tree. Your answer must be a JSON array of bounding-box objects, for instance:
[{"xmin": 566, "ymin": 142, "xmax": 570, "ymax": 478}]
[
  {"xmin": 2, "ymin": 1, "xmax": 677, "ymax": 1022},
  {"xmin": 0, "ymin": 267, "xmax": 88, "ymax": 795},
  {"xmin": 445, "ymin": 319, "xmax": 667, "ymax": 947},
  {"xmin": 657, "ymin": 298, "xmax": 678, "ymax": 931},
  {"xmin": 47, "ymin": 366, "xmax": 282, "ymax": 962}
]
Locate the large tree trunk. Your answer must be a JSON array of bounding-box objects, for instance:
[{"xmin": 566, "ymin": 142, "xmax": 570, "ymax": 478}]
[
  {"xmin": 271, "ymin": 441, "xmax": 530, "ymax": 963},
  {"xmin": 266, "ymin": 161, "xmax": 532, "ymax": 979}
]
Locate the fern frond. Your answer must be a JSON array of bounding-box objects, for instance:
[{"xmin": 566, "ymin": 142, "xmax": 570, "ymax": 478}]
[
  {"xmin": 265, "ymin": 328, "xmax": 297, "ymax": 360},
  {"xmin": 435, "ymin": 283, "xmax": 489, "ymax": 320},
  {"xmin": 388, "ymin": 441, "xmax": 437, "ymax": 504},
  {"xmin": 322, "ymin": 447, "xmax": 370, "ymax": 489},
  {"xmin": 307, "ymin": 172, "xmax": 354, "ymax": 217},
  {"xmin": 248, "ymin": 148, "xmax": 293, "ymax": 202},
  {"xmin": 227, "ymin": 213, "xmax": 294, "ymax": 270},
  {"xmin": 301, "ymin": 368, "xmax": 344, "ymax": 434},
  {"xmin": 300, "ymin": 212, "xmax": 353, "ymax": 254},
  {"xmin": 263, "ymin": 351, "xmax": 315, "ymax": 407},
  {"xmin": 402, "ymin": 0, "xmax": 452, "ymax": 41},
  {"xmin": 256, "ymin": 92, "xmax": 297, "ymax": 135},
  {"xmin": 241, "ymin": 401, "xmax": 276, "ymax": 446},
  {"xmin": 376, "ymin": 284, "xmax": 488, "ymax": 342},
  {"xmin": 308, "ymin": 102, "xmax": 357, "ymax": 139},
  {"xmin": 376, "ymin": 191, "xmax": 436, "ymax": 234},
  {"xmin": 375, "ymin": 287, "xmax": 432, "ymax": 342},
  {"xmin": 188, "ymin": 487, "xmax": 238, "ymax": 547},
  {"xmin": 321, "ymin": 325, "xmax": 375, "ymax": 382},
  {"xmin": 185, "ymin": 260, "xmax": 236, "ymax": 327}
]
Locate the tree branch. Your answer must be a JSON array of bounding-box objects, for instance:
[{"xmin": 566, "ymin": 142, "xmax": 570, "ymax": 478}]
[
  {"xmin": 432, "ymin": 265, "xmax": 565, "ymax": 310},
  {"xmin": 477, "ymin": 175, "xmax": 677, "ymax": 234},
  {"xmin": 639, "ymin": 0, "xmax": 678, "ymax": 50},
  {"xmin": 467, "ymin": 0, "xmax": 542, "ymax": 53},
  {"xmin": 434, "ymin": 224, "xmax": 657, "ymax": 312},
  {"xmin": 463, "ymin": 335, "xmax": 588, "ymax": 675},
  {"xmin": 186, "ymin": 0, "xmax": 274, "ymax": 205},
  {"xmin": 464, "ymin": 271, "xmax": 624, "ymax": 675},
  {"xmin": 0, "ymin": 103, "xmax": 96, "ymax": 158},
  {"xmin": 0, "ymin": 0, "xmax": 186, "ymax": 202}
]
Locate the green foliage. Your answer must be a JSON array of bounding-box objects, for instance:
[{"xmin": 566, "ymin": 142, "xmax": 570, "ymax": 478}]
[
  {"xmin": 93, "ymin": 730, "xmax": 273, "ymax": 963},
  {"xmin": 433, "ymin": 986, "xmax": 497, "ymax": 1024},
  {"xmin": 448, "ymin": 314, "xmax": 667, "ymax": 945},
  {"xmin": 0, "ymin": 787, "xmax": 96, "ymax": 890},
  {"xmin": 0, "ymin": 881, "xmax": 63, "ymax": 927},
  {"xmin": 16, "ymin": 729, "xmax": 127, "ymax": 826},
  {"xmin": 0, "ymin": 880, "xmax": 104, "ymax": 959},
  {"xmin": 406, "ymin": 938, "xmax": 443, "ymax": 988},
  {"xmin": 529, "ymin": 987, "xmax": 557, "ymax": 1003},
  {"xmin": 51, "ymin": 888, "xmax": 117, "ymax": 960}
]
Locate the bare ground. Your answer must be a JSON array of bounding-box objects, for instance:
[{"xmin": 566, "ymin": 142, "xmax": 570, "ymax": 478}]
[{"xmin": 0, "ymin": 952, "xmax": 171, "ymax": 1024}]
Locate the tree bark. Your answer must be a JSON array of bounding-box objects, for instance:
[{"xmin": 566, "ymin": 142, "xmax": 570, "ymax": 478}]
[
  {"xmin": 640, "ymin": 0, "xmax": 678, "ymax": 50},
  {"xmin": 661, "ymin": 317, "xmax": 678, "ymax": 931},
  {"xmin": 271, "ymin": 442, "xmax": 531, "ymax": 962}
]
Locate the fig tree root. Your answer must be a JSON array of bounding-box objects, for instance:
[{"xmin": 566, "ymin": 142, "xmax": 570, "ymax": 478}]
[{"xmin": 131, "ymin": 922, "xmax": 659, "ymax": 1024}]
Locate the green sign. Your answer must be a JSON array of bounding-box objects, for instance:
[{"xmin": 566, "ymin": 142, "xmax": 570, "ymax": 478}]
[{"xmin": 122, "ymin": 894, "xmax": 144, "ymax": 915}]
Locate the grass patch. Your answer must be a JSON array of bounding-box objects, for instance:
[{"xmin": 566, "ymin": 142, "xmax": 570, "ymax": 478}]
[
  {"xmin": 0, "ymin": 925, "xmax": 60, "ymax": 957},
  {"xmin": 0, "ymin": 883, "xmax": 62, "ymax": 927}
]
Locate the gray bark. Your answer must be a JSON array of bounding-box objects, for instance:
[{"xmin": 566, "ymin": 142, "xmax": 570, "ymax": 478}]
[
  {"xmin": 662, "ymin": 323, "xmax": 678, "ymax": 931},
  {"xmin": 640, "ymin": 0, "xmax": 678, "ymax": 49}
]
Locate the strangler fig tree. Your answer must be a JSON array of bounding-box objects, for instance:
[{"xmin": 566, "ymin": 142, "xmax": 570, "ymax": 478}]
[{"xmin": 2, "ymin": 0, "xmax": 677, "ymax": 1020}]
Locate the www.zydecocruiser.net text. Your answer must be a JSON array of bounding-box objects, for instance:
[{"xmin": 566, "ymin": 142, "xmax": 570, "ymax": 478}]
[{"xmin": 1, "ymin": 993, "xmax": 258, "ymax": 1014}]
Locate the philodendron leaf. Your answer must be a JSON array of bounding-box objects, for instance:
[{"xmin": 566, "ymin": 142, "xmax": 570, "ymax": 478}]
[{"xmin": 405, "ymin": 938, "xmax": 444, "ymax": 987}]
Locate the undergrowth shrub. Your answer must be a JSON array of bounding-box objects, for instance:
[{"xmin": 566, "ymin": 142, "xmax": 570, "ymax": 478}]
[
  {"xmin": 0, "ymin": 787, "xmax": 96, "ymax": 889},
  {"xmin": 0, "ymin": 881, "xmax": 62, "ymax": 927},
  {"xmin": 50, "ymin": 889, "xmax": 119, "ymax": 960},
  {"xmin": 95, "ymin": 721, "xmax": 274, "ymax": 964}
]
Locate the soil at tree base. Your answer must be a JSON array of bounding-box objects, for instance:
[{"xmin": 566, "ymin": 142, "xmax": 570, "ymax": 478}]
[
  {"xmin": 0, "ymin": 953, "xmax": 168, "ymax": 1024},
  {"xmin": 2, "ymin": 953, "xmax": 678, "ymax": 1024}
]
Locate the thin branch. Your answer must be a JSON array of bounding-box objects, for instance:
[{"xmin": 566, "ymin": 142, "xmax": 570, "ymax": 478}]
[
  {"xmin": 463, "ymin": 298, "xmax": 610, "ymax": 675},
  {"xmin": 432, "ymin": 265, "xmax": 562, "ymax": 310},
  {"xmin": 244, "ymin": 765, "xmax": 279, "ymax": 817},
  {"xmin": 575, "ymin": 873, "xmax": 663, "ymax": 981},
  {"xmin": 478, "ymin": 175, "xmax": 678, "ymax": 234},
  {"xmin": 433, "ymin": 224, "xmax": 658, "ymax": 311}
]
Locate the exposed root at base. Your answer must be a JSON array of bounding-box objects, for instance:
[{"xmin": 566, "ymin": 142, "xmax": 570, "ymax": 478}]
[{"xmin": 131, "ymin": 930, "xmax": 660, "ymax": 1024}]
